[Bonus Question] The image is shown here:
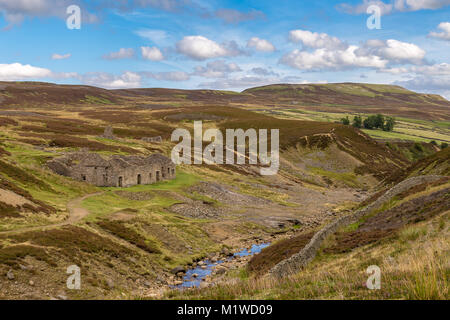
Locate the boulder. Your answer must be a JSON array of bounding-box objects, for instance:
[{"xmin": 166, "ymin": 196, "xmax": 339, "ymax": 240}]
[
  {"xmin": 170, "ymin": 266, "xmax": 186, "ymax": 274},
  {"xmin": 6, "ymin": 270, "xmax": 14, "ymax": 280}
]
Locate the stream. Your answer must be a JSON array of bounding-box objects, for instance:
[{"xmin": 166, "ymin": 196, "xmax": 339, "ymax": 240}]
[{"xmin": 175, "ymin": 243, "xmax": 270, "ymax": 289}]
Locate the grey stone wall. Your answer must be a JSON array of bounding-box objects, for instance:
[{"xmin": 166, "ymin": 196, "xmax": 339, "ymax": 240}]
[
  {"xmin": 48, "ymin": 153, "xmax": 176, "ymax": 188},
  {"xmin": 269, "ymin": 175, "xmax": 446, "ymax": 278}
]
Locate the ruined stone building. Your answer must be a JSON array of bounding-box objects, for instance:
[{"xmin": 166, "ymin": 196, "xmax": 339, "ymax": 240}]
[{"xmin": 48, "ymin": 152, "xmax": 176, "ymax": 187}]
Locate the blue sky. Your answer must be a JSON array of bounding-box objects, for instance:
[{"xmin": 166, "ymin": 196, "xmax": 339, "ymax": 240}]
[{"xmin": 1, "ymin": 0, "xmax": 450, "ymax": 98}]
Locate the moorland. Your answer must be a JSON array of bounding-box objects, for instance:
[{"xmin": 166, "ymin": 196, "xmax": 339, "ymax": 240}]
[{"xmin": 0, "ymin": 81, "xmax": 448, "ymax": 300}]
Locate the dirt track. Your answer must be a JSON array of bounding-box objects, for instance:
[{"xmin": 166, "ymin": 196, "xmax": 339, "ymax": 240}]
[{"xmin": 0, "ymin": 192, "xmax": 103, "ymax": 235}]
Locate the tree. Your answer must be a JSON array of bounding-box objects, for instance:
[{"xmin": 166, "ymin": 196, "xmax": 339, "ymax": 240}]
[
  {"xmin": 374, "ymin": 114, "xmax": 385, "ymax": 129},
  {"xmin": 383, "ymin": 117, "xmax": 395, "ymax": 132},
  {"xmin": 341, "ymin": 116, "xmax": 350, "ymax": 125},
  {"xmin": 363, "ymin": 115, "xmax": 377, "ymax": 129},
  {"xmin": 352, "ymin": 115, "xmax": 362, "ymax": 128}
]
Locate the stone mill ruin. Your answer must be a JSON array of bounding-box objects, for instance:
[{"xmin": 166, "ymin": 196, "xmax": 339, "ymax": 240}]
[{"xmin": 48, "ymin": 152, "xmax": 176, "ymax": 188}]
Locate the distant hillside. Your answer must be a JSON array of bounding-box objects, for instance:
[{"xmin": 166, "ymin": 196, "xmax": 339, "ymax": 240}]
[
  {"xmin": 386, "ymin": 147, "xmax": 450, "ymax": 185},
  {"xmin": 243, "ymin": 83, "xmax": 450, "ymax": 120},
  {"xmin": 0, "ymin": 81, "xmax": 118, "ymax": 106},
  {"xmin": 1, "ymin": 81, "xmax": 449, "ymax": 121}
]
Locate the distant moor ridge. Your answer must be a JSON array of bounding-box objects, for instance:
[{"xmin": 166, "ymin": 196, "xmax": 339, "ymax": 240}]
[{"xmin": 1, "ymin": 81, "xmax": 449, "ymax": 120}]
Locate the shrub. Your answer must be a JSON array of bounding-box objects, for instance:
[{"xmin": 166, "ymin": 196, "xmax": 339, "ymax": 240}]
[
  {"xmin": 383, "ymin": 117, "xmax": 395, "ymax": 132},
  {"xmin": 341, "ymin": 116, "xmax": 350, "ymax": 125},
  {"xmin": 413, "ymin": 143, "xmax": 424, "ymax": 152},
  {"xmin": 352, "ymin": 115, "xmax": 362, "ymax": 128}
]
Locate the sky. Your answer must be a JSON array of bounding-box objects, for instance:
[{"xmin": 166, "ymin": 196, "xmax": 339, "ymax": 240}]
[{"xmin": 1, "ymin": 0, "xmax": 450, "ymax": 98}]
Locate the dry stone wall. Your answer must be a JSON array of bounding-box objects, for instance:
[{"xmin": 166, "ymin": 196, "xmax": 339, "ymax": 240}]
[{"xmin": 269, "ymin": 175, "xmax": 446, "ymax": 278}]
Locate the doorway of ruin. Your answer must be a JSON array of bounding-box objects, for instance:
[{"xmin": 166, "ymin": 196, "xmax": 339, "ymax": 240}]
[
  {"xmin": 118, "ymin": 177, "xmax": 123, "ymax": 187},
  {"xmin": 137, "ymin": 174, "xmax": 142, "ymax": 185},
  {"xmin": 156, "ymin": 171, "xmax": 160, "ymax": 181}
]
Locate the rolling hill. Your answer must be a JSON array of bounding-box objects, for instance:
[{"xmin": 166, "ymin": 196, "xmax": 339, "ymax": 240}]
[
  {"xmin": 243, "ymin": 83, "xmax": 450, "ymax": 121},
  {"xmin": 1, "ymin": 81, "xmax": 449, "ymax": 121}
]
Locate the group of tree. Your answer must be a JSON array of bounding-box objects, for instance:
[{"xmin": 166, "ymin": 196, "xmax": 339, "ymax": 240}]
[
  {"xmin": 341, "ymin": 114, "xmax": 395, "ymax": 132},
  {"xmin": 431, "ymin": 140, "xmax": 448, "ymax": 149}
]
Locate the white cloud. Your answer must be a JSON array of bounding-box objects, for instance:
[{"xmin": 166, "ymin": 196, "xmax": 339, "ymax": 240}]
[
  {"xmin": 147, "ymin": 71, "xmax": 190, "ymax": 81},
  {"xmin": 199, "ymin": 76, "xmax": 280, "ymax": 89},
  {"xmin": 381, "ymin": 62, "xmax": 450, "ymax": 75},
  {"xmin": 176, "ymin": 36, "xmax": 243, "ymax": 60},
  {"xmin": 283, "ymin": 30, "xmax": 426, "ymax": 71},
  {"xmin": 357, "ymin": 39, "xmax": 426, "ymax": 64},
  {"xmin": 81, "ymin": 71, "xmax": 142, "ymax": 89},
  {"xmin": 337, "ymin": 0, "xmax": 394, "ymax": 15},
  {"xmin": 411, "ymin": 63, "xmax": 450, "ymax": 75},
  {"xmin": 0, "ymin": 0, "xmax": 98, "ymax": 27},
  {"xmin": 141, "ymin": 46, "xmax": 164, "ymax": 61},
  {"xmin": 102, "ymin": 48, "xmax": 135, "ymax": 60},
  {"xmin": 0, "ymin": 0, "xmax": 191, "ymax": 28},
  {"xmin": 429, "ymin": 22, "xmax": 450, "ymax": 41},
  {"xmin": 193, "ymin": 60, "xmax": 241, "ymax": 78},
  {"xmin": 337, "ymin": 0, "xmax": 450, "ymax": 14},
  {"xmin": 177, "ymin": 36, "xmax": 227, "ymax": 60},
  {"xmin": 0, "ymin": 63, "xmax": 52, "ymax": 80},
  {"xmin": 379, "ymin": 67, "xmax": 410, "ymax": 74},
  {"xmin": 395, "ymin": 75, "xmax": 450, "ymax": 99},
  {"xmin": 281, "ymin": 46, "xmax": 388, "ymax": 71},
  {"xmin": 395, "ymin": 0, "xmax": 450, "ymax": 11},
  {"xmin": 289, "ymin": 30, "xmax": 347, "ymax": 50},
  {"xmin": 51, "ymin": 53, "xmax": 71, "ymax": 60},
  {"xmin": 247, "ymin": 37, "xmax": 276, "ymax": 52},
  {"xmin": 199, "ymin": 76, "xmax": 326, "ymax": 90}
]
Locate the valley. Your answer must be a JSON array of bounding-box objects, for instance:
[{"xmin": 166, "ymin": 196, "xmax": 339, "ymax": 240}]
[{"xmin": 0, "ymin": 81, "xmax": 448, "ymax": 300}]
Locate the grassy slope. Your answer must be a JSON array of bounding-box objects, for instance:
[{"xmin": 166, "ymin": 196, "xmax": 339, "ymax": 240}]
[
  {"xmin": 385, "ymin": 148, "xmax": 450, "ymax": 186},
  {"xmin": 165, "ymin": 178, "xmax": 450, "ymax": 300},
  {"xmin": 243, "ymin": 83, "xmax": 450, "ymax": 119},
  {"xmin": 166, "ymin": 211, "xmax": 448, "ymax": 300}
]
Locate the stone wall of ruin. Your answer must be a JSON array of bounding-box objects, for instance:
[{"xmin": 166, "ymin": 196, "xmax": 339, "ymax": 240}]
[{"xmin": 48, "ymin": 155, "xmax": 176, "ymax": 188}]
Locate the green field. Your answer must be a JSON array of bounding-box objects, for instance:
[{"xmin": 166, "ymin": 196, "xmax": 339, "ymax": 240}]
[{"xmin": 256, "ymin": 108, "xmax": 450, "ymax": 144}]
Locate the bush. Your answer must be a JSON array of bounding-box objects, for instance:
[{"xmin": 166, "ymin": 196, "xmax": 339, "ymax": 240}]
[
  {"xmin": 383, "ymin": 117, "xmax": 395, "ymax": 132},
  {"xmin": 363, "ymin": 116, "xmax": 377, "ymax": 129},
  {"xmin": 341, "ymin": 116, "xmax": 350, "ymax": 125},
  {"xmin": 413, "ymin": 143, "xmax": 424, "ymax": 152},
  {"xmin": 352, "ymin": 115, "xmax": 362, "ymax": 128},
  {"xmin": 441, "ymin": 143, "xmax": 448, "ymax": 149}
]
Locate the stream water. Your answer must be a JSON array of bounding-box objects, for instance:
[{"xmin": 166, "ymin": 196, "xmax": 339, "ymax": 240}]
[{"xmin": 175, "ymin": 243, "xmax": 270, "ymax": 289}]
